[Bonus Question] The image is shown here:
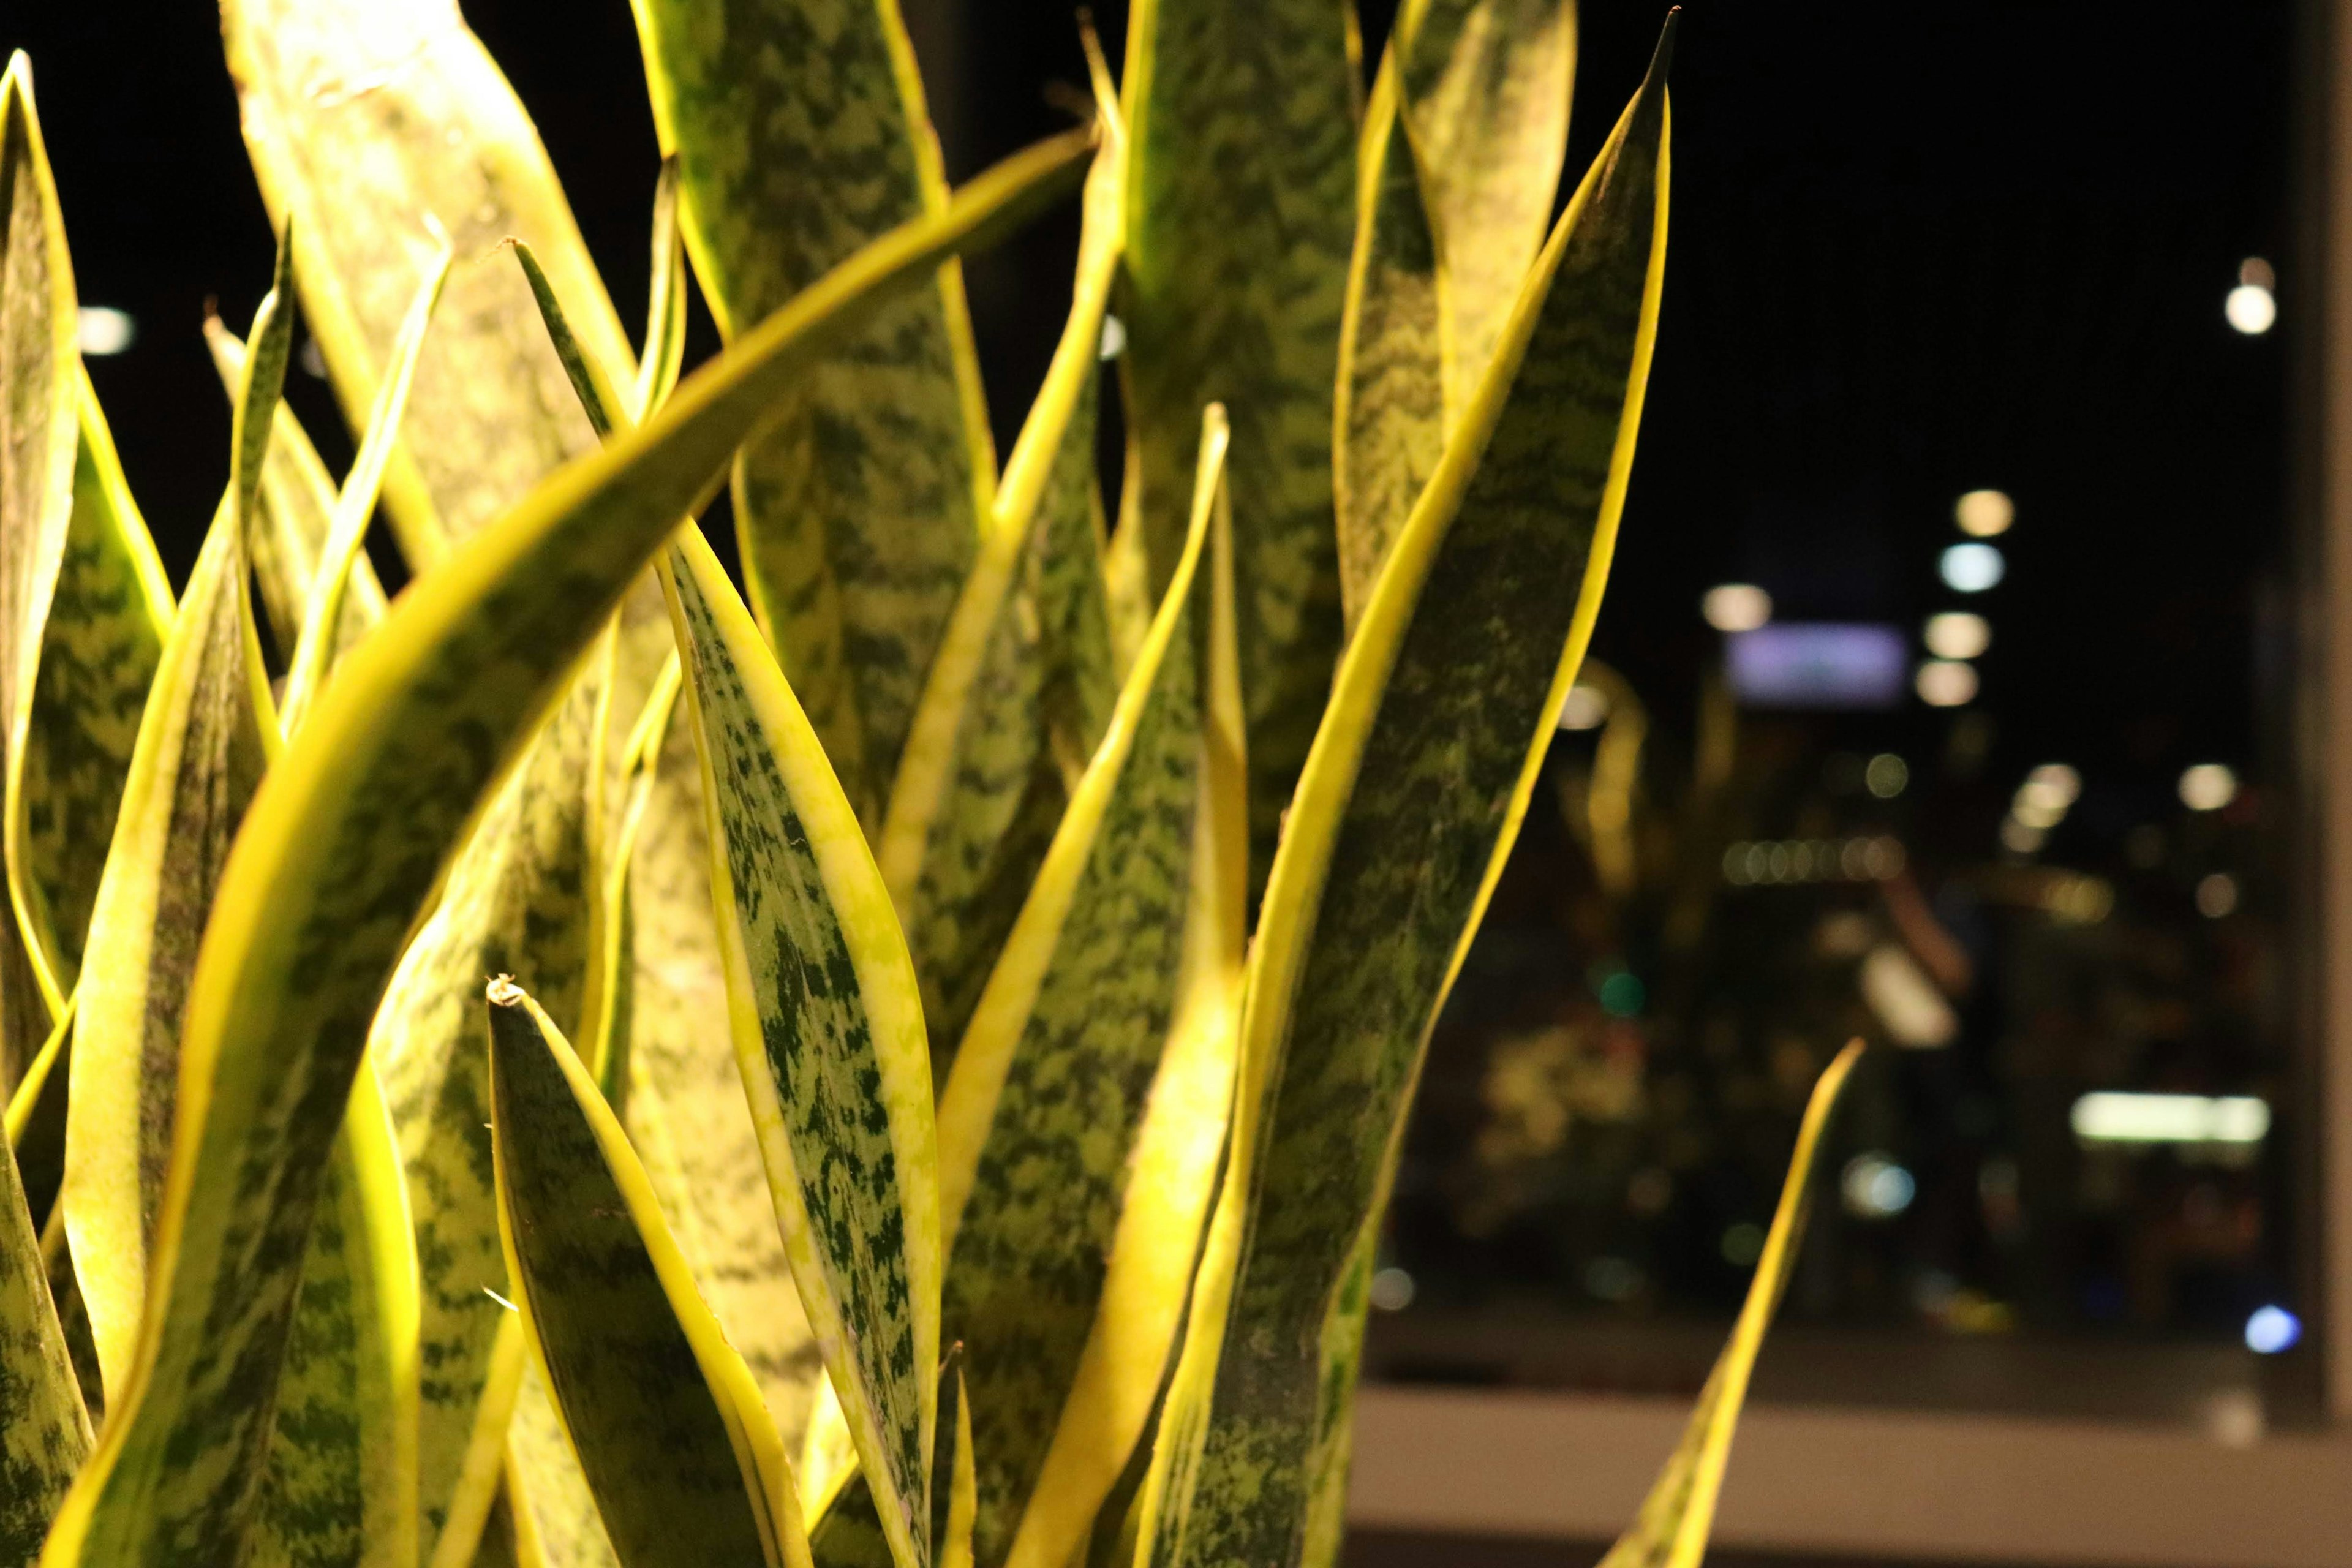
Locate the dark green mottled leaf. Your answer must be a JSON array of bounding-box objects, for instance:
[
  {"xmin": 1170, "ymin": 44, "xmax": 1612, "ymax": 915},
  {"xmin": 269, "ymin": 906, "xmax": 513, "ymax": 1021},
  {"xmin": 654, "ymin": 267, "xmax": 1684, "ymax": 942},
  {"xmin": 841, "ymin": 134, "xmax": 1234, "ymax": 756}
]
[
  {"xmin": 0, "ymin": 1123, "xmax": 87, "ymax": 1565},
  {"xmin": 488, "ymin": 979, "xmax": 805, "ymax": 1568},
  {"xmin": 248, "ymin": 1062, "xmax": 418, "ymax": 1568},
  {"xmin": 631, "ymin": 0, "xmax": 999, "ymax": 826},
  {"xmin": 33, "ymin": 131, "xmax": 1087, "ymax": 1568},
  {"xmin": 933, "ymin": 407, "xmax": 1242, "ymax": 1568},
  {"xmin": 878, "ymin": 127, "xmax": 1125, "ymax": 1072},
  {"xmin": 1120, "ymin": 0, "xmax": 1357, "ymax": 894},
  {"xmin": 1598, "ymin": 1042, "xmax": 1860, "ymax": 1568},
  {"xmin": 1170, "ymin": 25, "xmax": 1672, "ymax": 1568},
  {"xmin": 660, "ymin": 519, "xmax": 938, "ymax": 1568}
]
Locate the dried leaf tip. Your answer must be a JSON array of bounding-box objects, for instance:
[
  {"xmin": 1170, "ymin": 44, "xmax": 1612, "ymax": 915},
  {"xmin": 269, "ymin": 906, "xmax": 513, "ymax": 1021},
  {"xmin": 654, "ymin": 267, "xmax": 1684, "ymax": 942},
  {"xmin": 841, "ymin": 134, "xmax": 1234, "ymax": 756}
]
[{"xmin": 486, "ymin": 974, "xmax": 526, "ymax": 1008}]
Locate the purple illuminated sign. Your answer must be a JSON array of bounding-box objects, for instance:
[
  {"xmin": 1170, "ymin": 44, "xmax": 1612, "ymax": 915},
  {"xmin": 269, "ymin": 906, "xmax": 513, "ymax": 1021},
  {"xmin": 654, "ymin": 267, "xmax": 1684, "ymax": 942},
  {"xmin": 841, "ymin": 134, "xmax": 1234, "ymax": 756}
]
[{"xmin": 1726, "ymin": 623, "xmax": 1908, "ymax": 710}]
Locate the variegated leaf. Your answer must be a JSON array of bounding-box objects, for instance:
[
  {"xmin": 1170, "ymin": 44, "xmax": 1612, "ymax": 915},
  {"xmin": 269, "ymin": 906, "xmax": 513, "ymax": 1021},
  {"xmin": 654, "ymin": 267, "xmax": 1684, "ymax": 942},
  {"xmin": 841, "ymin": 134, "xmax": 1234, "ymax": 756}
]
[
  {"xmin": 0, "ymin": 1123, "xmax": 87, "ymax": 1565},
  {"xmin": 878, "ymin": 121, "xmax": 1125, "ymax": 1072},
  {"xmin": 219, "ymin": 0, "xmax": 635, "ymax": 563},
  {"xmin": 32, "ymin": 132, "xmax": 1088, "ymax": 1568},
  {"xmin": 935, "ymin": 407, "xmax": 1242, "ymax": 1568},
  {"xmin": 1597, "ymin": 1041, "xmax": 1862, "ymax": 1568},
  {"xmin": 488, "ymin": 979, "xmax": 807, "ymax": 1568},
  {"xmin": 1170, "ymin": 24, "xmax": 1673, "ymax": 1568},
  {"xmin": 630, "ymin": 0, "xmax": 998, "ymax": 825},
  {"xmin": 248, "ymin": 1061, "xmax": 419, "ymax": 1568},
  {"xmin": 15, "ymin": 375, "xmax": 172, "ymax": 998},
  {"xmin": 660, "ymin": 519, "xmax": 939, "ymax": 1568},
  {"xmin": 1120, "ymin": 0, "xmax": 1357, "ymax": 894},
  {"xmin": 505, "ymin": 1370, "xmax": 619, "ymax": 1568},
  {"xmin": 0, "ymin": 56, "xmax": 84, "ymax": 1088}
]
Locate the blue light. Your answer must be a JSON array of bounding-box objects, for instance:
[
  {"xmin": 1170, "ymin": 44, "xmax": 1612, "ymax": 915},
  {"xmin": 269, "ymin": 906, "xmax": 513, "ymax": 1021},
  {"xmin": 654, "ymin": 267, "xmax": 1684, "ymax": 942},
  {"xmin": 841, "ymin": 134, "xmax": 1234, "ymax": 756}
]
[
  {"xmin": 1940, "ymin": 542, "xmax": 2007, "ymax": 593},
  {"xmin": 2245, "ymin": 1304, "xmax": 2302, "ymax": 1355}
]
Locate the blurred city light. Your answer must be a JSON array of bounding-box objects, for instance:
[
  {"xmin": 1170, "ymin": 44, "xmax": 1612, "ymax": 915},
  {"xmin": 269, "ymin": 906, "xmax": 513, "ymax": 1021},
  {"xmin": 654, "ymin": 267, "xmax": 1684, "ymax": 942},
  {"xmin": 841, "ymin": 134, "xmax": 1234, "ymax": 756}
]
[
  {"xmin": 1940, "ymin": 541, "xmax": 2006, "ymax": 592},
  {"xmin": 1916, "ymin": 659, "xmax": 1979, "ymax": 706},
  {"xmin": 2226, "ymin": 258, "xmax": 2277, "ymax": 336},
  {"xmin": 1556, "ymin": 682, "xmax": 1610, "ymax": 731},
  {"xmin": 1923, "ymin": 610, "xmax": 1991, "ymax": 660},
  {"xmin": 1953, "ymin": 489, "xmax": 2014, "ymax": 538},
  {"xmin": 2178, "ymin": 762, "xmax": 2239, "ymax": 812},
  {"xmin": 77, "ymin": 306, "xmax": 135, "ymax": 356},
  {"xmin": 1702, "ymin": 582, "xmax": 1773, "ymax": 632},
  {"xmin": 1841, "ymin": 1153, "xmax": 1917, "ymax": 1219},
  {"xmin": 2245, "ymin": 1304, "xmax": 2301, "ymax": 1355},
  {"xmin": 2070, "ymin": 1091, "xmax": 2270, "ymax": 1146}
]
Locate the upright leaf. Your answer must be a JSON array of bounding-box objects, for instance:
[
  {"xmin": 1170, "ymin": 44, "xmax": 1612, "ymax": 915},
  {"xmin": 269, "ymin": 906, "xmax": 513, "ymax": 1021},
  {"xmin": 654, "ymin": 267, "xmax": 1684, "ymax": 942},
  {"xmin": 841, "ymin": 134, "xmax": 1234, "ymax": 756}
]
[
  {"xmin": 59, "ymin": 224, "xmax": 288, "ymax": 1406},
  {"xmin": 203, "ymin": 321, "xmax": 386, "ymax": 663},
  {"xmin": 488, "ymin": 979, "xmax": 808, "ymax": 1568},
  {"xmin": 1598, "ymin": 1041, "xmax": 1861, "ymax": 1568},
  {"xmin": 935, "ymin": 407, "xmax": 1244, "ymax": 1568},
  {"xmin": 247, "ymin": 1061, "xmax": 420, "ymax": 1568},
  {"xmin": 15, "ymin": 374, "xmax": 172, "ymax": 997},
  {"xmin": 660, "ymin": 520, "xmax": 940, "ymax": 1568},
  {"xmin": 1399, "ymin": 0, "xmax": 1577, "ymax": 418},
  {"xmin": 219, "ymin": 0, "xmax": 635, "ymax": 562},
  {"xmin": 0, "ymin": 56, "xmax": 83, "ymax": 1086},
  {"xmin": 33, "ymin": 132, "xmax": 1088, "ymax": 1568},
  {"xmin": 1170, "ymin": 26, "xmax": 1672, "ymax": 1568},
  {"xmin": 373, "ymin": 668, "xmax": 598, "ymax": 1568},
  {"xmin": 0, "ymin": 1125, "xmax": 88, "ymax": 1566},
  {"xmin": 1121, "ymin": 0, "xmax": 1357, "ymax": 892},
  {"xmin": 505, "ymin": 1371, "xmax": 619, "ymax": 1568},
  {"xmin": 878, "ymin": 115, "xmax": 1124, "ymax": 1071},
  {"xmin": 630, "ymin": 0, "xmax": 999, "ymax": 825},
  {"xmin": 1331, "ymin": 58, "xmax": 1442, "ymax": 633}
]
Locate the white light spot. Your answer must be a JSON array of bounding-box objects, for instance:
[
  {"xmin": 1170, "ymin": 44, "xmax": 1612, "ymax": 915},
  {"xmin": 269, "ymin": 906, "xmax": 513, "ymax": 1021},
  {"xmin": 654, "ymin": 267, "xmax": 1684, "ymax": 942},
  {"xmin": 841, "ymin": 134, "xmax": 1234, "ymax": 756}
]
[
  {"xmin": 77, "ymin": 306, "xmax": 135, "ymax": 356},
  {"xmin": 1863, "ymin": 752, "xmax": 1908, "ymax": 799},
  {"xmin": 1556, "ymin": 682, "xmax": 1610, "ymax": 731},
  {"xmin": 1861, "ymin": 942, "xmax": 1958, "ymax": 1047},
  {"xmin": 2000, "ymin": 816, "xmax": 2047, "ymax": 854},
  {"xmin": 2245, "ymin": 1304, "xmax": 2301, "ymax": 1355},
  {"xmin": 1368, "ymin": 1266, "xmax": 1415, "ymax": 1313},
  {"xmin": 1940, "ymin": 541, "xmax": 2007, "ymax": 593},
  {"xmin": 2023, "ymin": 763, "xmax": 2081, "ymax": 810},
  {"xmin": 1916, "ymin": 659, "xmax": 1979, "ymax": 707},
  {"xmin": 1840, "ymin": 1153, "xmax": 1917, "ymax": 1219},
  {"xmin": 1701, "ymin": 582, "xmax": 1772, "ymax": 633},
  {"xmin": 1923, "ymin": 611, "xmax": 1991, "ymax": 660},
  {"xmin": 2179, "ymin": 763, "xmax": 2239, "ymax": 812},
  {"xmin": 1098, "ymin": 314, "xmax": 1126, "ymax": 361},
  {"xmin": 1953, "ymin": 489, "xmax": 2014, "ymax": 538},
  {"xmin": 2196, "ymin": 872, "xmax": 2239, "ymax": 919},
  {"xmin": 2226, "ymin": 283, "xmax": 2277, "ymax": 336},
  {"xmin": 2070, "ymin": 1091, "xmax": 2270, "ymax": 1147}
]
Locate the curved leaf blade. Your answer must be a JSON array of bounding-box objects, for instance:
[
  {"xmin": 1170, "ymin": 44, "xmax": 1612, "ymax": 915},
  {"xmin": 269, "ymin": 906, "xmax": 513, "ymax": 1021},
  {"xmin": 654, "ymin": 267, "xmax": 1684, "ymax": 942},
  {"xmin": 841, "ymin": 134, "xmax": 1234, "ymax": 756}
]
[
  {"xmin": 660, "ymin": 519, "xmax": 940, "ymax": 1568},
  {"xmin": 488, "ymin": 979, "xmax": 807, "ymax": 1568},
  {"xmin": 1173, "ymin": 23, "xmax": 1673, "ymax": 1568},
  {"xmin": 219, "ymin": 0, "xmax": 635, "ymax": 562},
  {"xmin": 1598, "ymin": 1041, "xmax": 1862, "ymax": 1568},
  {"xmin": 935, "ymin": 405, "xmax": 1245, "ymax": 1568},
  {"xmin": 630, "ymin": 0, "xmax": 998, "ymax": 824},
  {"xmin": 32, "ymin": 130, "xmax": 1088, "ymax": 1568},
  {"xmin": 0, "ymin": 1128, "xmax": 88, "ymax": 1562}
]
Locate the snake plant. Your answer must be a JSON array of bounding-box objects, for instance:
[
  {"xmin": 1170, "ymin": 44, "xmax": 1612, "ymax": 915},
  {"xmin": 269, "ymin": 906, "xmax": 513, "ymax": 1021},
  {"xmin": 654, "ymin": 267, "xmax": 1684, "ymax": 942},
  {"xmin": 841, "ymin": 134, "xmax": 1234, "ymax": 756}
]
[{"xmin": 0, "ymin": 2, "xmax": 1857, "ymax": 1567}]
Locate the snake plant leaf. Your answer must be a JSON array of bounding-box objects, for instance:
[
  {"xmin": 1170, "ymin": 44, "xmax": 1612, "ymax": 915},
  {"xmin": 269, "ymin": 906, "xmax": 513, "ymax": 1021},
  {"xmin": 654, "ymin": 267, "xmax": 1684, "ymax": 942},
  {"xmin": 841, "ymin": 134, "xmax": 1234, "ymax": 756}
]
[
  {"xmin": 660, "ymin": 519, "xmax": 940, "ymax": 1568},
  {"xmin": 488, "ymin": 979, "xmax": 810, "ymax": 1568},
  {"xmin": 506, "ymin": 1369, "xmax": 620, "ymax": 1568},
  {"xmin": 1397, "ymin": 0, "xmax": 1577, "ymax": 420},
  {"xmin": 1120, "ymin": 0, "xmax": 1358, "ymax": 895},
  {"xmin": 0, "ymin": 55, "xmax": 84, "ymax": 1087},
  {"xmin": 248, "ymin": 1060, "xmax": 420, "ymax": 1568},
  {"xmin": 59, "ymin": 483, "xmax": 279, "ymax": 1406},
  {"xmin": 630, "ymin": 0, "xmax": 1000, "ymax": 826},
  {"xmin": 0, "ymin": 1118, "xmax": 89, "ymax": 1564},
  {"xmin": 61, "ymin": 225, "xmax": 288, "ymax": 1404},
  {"xmin": 1597, "ymin": 1041, "xmax": 1861, "ymax": 1568},
  {"xmin": 1128, "ymin": 1150, "xmax": 1243, "ymax": 1568},
  {"xmin": 1331, "ymin": 56, "xmax": 1442, "ymax": 635},
  {"xmin": 219, "ymin": 0, "xmax": 635, "ymax": 563},
  {"xmin": 472, "ymin": 1470, "xmax": 529, "ymax": 1568},
  {"xmin": 1172, "ymin": 25, "xmax": 1672, "ymax": 1568},
  {"xmin": 34, "ymin": 130, "xmax": 1088, "ymax": 1568},
  {"xmin": 878, "ymin": 121, "xmax": 1125, "ymax": 1072},
  {"xmin": 934, "ymin": 407, "xmax": 1243, "ymax": 1568},
  {"xmin": 514, "ymin": 247, "xmax": 834, "ymax": 1463},
  {"xmin": 635, "ymin": 161, "xmax": 689, "ymax": 427},
  {"xmin": 280, "ymin": 244, "xmax": 454, "ymax": 734},
  {"xmin": 374, "ymin": 668, "xmax": 600, "ymax": 1568},
  {"xmin": 203, "ymin": 321, "xmax": 387, "ymax": 664},
  {"xmin": 15, "ymin": 375, "xmax": 173, "ymax": 1001}
]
